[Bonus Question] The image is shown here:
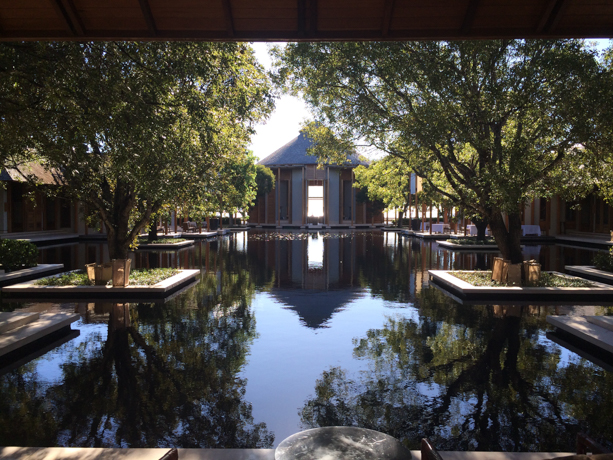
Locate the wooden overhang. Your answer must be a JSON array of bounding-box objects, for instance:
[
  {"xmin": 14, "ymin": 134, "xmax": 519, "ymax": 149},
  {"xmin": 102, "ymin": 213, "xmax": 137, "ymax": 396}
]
[{"xmin": 0, "ymin": 0, "xmax": 612, "ymax": 42}]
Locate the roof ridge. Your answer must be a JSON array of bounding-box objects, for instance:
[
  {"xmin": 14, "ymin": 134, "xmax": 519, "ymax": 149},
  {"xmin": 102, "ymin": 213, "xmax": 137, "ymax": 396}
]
[{"xmin": 257, "ymin": 131, "xmax": 367, "ymax": 167}]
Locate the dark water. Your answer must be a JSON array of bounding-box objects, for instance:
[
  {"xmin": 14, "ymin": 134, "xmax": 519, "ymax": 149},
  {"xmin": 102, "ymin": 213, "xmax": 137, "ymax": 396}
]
[{"xmin": 1, "ymin": 231, "xmax": 612, "ymax": 451}]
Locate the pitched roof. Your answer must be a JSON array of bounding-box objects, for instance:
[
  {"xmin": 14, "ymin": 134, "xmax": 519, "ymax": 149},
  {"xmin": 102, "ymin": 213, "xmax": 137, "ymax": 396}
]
[
  {"xmin": 271, "ymin": 288, "xmax": 364, "ymax": 329},
  {"xmin": 258, "ymin": 131, "xmax": 367, "ymax": 167},
  {"xmin": 0, "ymin": 162, "xmax": 63, "ymax": 185}
]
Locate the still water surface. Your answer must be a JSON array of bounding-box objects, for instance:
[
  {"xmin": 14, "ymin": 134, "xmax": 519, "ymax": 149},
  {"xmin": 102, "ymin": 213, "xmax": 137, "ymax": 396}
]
[{"xmin": 1, "ymin": 231, "xmax": 612, "ymax": 451}]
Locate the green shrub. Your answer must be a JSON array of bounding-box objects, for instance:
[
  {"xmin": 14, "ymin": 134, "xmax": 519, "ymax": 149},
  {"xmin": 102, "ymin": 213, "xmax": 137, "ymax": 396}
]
[
  {"xmin": 593, "ymin": 247, "xmax": 613, "ymax": 273},
  {"xmin": 0, "ymin": 239, "xmax": 39, "ymax": 272}
]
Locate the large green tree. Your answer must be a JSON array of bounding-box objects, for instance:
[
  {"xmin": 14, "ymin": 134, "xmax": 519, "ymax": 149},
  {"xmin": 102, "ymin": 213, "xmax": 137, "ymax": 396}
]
[
  {"xmin": 275, "ymin": 40, "xmax": 603, "ymax": 263},
  {"xmin": 0, "ymin": 42, "xmax": 273, "ymax": 259},
  {"xmin": 353, "ymin": 156, "xmax": 414, "ymax": 228}
]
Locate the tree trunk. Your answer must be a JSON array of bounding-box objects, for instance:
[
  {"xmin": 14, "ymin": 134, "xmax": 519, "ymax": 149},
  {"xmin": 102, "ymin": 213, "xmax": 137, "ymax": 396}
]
[
  {"xmin": 148, "ymin": 216, "xmax": 158, "ymax": 242},
  {"xmin": 489, "ymin": 211, "xmax": 523, "ymax": 264},
  {"xmin": 472, "ymin": 216, "xmax": 489, "ymax": 241},
  {"xmin": 397, "ymin": 210, "xmax": 404, "ymax": 228},
  {"xmin": 107, "ymin": 231, "xmax": 132, "ymax": 260},
  {"xmin": 475, "ymin": 253, "xmax": 488, "ymax": 270}
]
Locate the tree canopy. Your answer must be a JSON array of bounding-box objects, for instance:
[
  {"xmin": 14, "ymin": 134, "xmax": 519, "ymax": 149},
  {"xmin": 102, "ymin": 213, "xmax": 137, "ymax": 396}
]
[
  {"xmin": 255, "ymin": 164, "xmax": 275, "ymax": 197},
  {"xmin": 274, "ymin": 40, "xmax": 605, "ymax": 263},
  {"xmin": 0, "ymin": 42, "xmax": 273, "ymax": 258},
  {"xmin": 354, "ymin": 155, "xmax": 415, "ymax": 226}
]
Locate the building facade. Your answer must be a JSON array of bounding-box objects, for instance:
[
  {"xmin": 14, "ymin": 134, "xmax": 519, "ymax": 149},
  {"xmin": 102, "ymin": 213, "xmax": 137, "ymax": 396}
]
[
  {"xmin": 0, "ymin": 163, "xmax": 79, "ymax": 235},
  {"xmin": 522, "ymin": 193, "xmax": 612, "ymax": 237},
  {"xmin": 249, "ymin": 131, "xmax": 384, "ymax": 228}
]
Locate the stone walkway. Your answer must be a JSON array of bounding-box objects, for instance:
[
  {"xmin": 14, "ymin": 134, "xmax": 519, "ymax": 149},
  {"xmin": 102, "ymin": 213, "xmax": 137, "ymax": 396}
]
[{"xmin": 0, "ymin": 448, "xmax": 576, "ymax": 460}]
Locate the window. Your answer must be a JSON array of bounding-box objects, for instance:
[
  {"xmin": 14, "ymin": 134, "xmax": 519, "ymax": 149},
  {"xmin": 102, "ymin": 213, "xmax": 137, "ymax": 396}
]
[{"xmin": 308, "ymin": 184, "xmax": 324, "ymax": 217}]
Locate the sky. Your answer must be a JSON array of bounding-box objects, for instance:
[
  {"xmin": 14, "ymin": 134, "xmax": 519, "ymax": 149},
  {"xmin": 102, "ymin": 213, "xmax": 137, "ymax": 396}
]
[
  {"xmin": 248, "ymin": 39, "xmax": 612, "ymax": 162},
  {"xmin": 248, "ymin": 43, "xmax": 311, "ymax": 161}
]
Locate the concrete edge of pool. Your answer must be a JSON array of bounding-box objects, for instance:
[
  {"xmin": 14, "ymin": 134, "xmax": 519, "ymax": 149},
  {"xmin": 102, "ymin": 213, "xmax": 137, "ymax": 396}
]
[
  {"xmin": 0, "ymin": 269, "xmax": 201, "ymax": 300},
  {"xmin": 0, "ymin": 447, "xmax": 577, "ymax": 460}
]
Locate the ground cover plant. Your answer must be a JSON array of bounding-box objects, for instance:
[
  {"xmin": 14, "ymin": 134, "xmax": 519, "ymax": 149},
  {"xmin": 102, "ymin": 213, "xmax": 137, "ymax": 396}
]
[
  {"xmin": 446, "ymin": 238, "xmax": 496, "ymax": 245},
  {"xmin": 451, "ymin": 270, "xmax": 594, "ymax": 287},
  {"xmin": 593, "ymin": 248, "xmax": 613, "ymax": 273},
  {"xmin": 35, "ymin": 268, "xmax": 181, "ymax": 286},
  {"xmin": 0, "ymin": 240, "xmax": 38, "ymax": 272}
]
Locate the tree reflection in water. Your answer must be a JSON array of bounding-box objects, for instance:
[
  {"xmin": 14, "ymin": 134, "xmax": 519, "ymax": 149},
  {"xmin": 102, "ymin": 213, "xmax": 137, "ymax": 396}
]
[
  {"xmin": 300, "ymin": 291, "xmax": 613, "ymax": 452},
  {"xmin": 0, "ymin": 257, "xmax": 273, "ymax": 448}
]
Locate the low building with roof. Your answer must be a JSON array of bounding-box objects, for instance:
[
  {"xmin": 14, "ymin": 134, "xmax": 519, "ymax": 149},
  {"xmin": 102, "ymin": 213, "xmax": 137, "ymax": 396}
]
[
  {"xmin": 249, "ymin": 131, "xmax": 384, "ymax": 228},
  {"xmin": 0, "ymin": 162, "xmax": 77, "ymax": 235}
]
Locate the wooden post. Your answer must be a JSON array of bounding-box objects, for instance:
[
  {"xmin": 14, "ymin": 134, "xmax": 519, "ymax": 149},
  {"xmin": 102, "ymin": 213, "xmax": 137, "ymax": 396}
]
[
  {"xmin": 351, "ymin": 168, "xmax": 354, "ymax": 226},
  {"xmin": 408, "ymin": 193, "xmax": 412, "ymax": 227},
  {"xmin": 421, "ymin": 203, "xmax": 426, "ymax": 233},
  {"xmin": 277, "ymin": 167, "xmax": 281, "ymax": 227},
  {"xmin": 429, "ymin": 204, "xmax": 433, "ymax": 234},
  {"xmin": 265, "ymin": 191, "xmax": 268, "ymax": 225}
]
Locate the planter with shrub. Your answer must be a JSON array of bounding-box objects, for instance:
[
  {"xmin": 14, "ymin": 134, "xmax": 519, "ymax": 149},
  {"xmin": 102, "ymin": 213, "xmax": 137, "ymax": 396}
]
[
  {"xmin": 0, "ymin": 239, "xmax": 38, "ymax": 272},
  {"xmin": 593, "ymin": 247, "xmax": 613, "ymax": 273}
]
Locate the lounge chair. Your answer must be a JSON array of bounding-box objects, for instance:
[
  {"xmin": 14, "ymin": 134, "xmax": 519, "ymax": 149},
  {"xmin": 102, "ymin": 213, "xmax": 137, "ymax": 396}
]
[{"xmin": 181, "ymin": 222, "xmax": 197, "ymax": 233}]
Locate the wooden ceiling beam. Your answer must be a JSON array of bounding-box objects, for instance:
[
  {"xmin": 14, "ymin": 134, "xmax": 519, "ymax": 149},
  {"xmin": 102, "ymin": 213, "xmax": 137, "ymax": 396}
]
[
  {"xmin": 536, "ymin": 0, "xmax": 569, "ymax": 34},
  {"xmin": 297, "ymin": 0, "xmax": 306, "ymax": 37},
  {"xmin": 49, "ymin": 0, "xmax": 84, "ymax": 36},
  {"xmin": 460, "ymin": 0, "xmax": 480, "ymax": 35},
  {"xmin": 308, "ymin": 0, "xmax": 318, "ymax": 35},
  {"xmin": 137, "ymin": 0, "xmax": 157, "ymax": 36},
  {"xmin": 381, "ymin": 0, "xmax": 396, "ymax": 37},
  {"xmin": 222, "ymin": 0, "xmax": 235, "ymax": 37}
]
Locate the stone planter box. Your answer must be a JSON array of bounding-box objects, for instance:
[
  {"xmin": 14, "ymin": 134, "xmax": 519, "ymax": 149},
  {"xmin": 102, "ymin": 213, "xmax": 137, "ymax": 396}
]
[
  {"xmin": 437, "ymin": 240, "xmax": 500, "ymax": 251},
  {"xmin": 565, "ymin": 266, "xmax": 613, "ymax": 285},
  {"xmin": 2, "ymin": 269, "xmax": 200, "ymax": 301},
  {"xmin": 428, "ymin": 269, "xmax": 613, "ymax": 302},
  {"xmin": 0, "ymin": 264, "xmax": 64, "ymax": 288},
  {"xmin": 137, "ymin": 240, "xmax": 194, "ymax": 249}
]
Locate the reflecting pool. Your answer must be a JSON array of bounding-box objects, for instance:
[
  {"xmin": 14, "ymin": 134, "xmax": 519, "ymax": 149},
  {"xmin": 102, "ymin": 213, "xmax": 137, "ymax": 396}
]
[{"xmin": 1, "ymin": 231, "xmax": 612, "ymax": 451}]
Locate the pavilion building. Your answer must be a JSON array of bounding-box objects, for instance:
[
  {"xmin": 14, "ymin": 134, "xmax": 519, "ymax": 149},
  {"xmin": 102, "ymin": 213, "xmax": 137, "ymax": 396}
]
[{"xmin": 249, "ymin": 131, "xmax": 384, "ymax": 228}]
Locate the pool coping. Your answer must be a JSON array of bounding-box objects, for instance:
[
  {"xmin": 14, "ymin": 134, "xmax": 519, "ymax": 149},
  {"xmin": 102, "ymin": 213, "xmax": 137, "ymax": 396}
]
[
  {"xmin": 565, "ymin": 265, "xmax": 613, "ymax": 285},
  {"xmin": 2, "ymin": 269, "xmax": 200, "ymax": 300},
  {"xmin": 428, "ymin": 269, "xmax": 613, "ymax": 300},
  {"xmin": 0, "ymin": 264, "xmax": 64, "ymax": 287}
]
